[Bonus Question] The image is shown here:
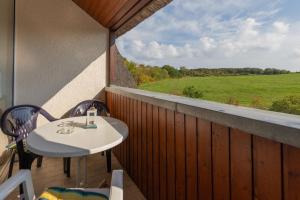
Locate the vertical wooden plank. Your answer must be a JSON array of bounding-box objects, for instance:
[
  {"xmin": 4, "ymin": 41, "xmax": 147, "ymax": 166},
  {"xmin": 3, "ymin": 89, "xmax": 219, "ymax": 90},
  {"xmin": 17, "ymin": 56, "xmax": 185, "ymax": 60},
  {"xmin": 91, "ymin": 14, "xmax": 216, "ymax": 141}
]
[
  {"xmin": 147, "ymin": 104, "xmax": 153, "ymax": 200},
  {"xmin": 230, "ymin": 129, "xmax": 252, "ymax": 200},
  {"xmin": 115, "ymin": 94, "xmax": 120, "ymax": 160},
  {"xmin": 122, "ymin": 96, "xmax": 127, "ymax": 170},
  {"xmin": 126, "ymin": 97, "xmax": 131, "ymax": 174},
  {"xmin": 106, "ymin": 92, "xmax": 111, "ymax": 112},
  {"xmin": 125, "ymin": 97, "xmax": 129, "ymax": 171},
  {"xmin": 133, "ymin": 99, "xmax": 138, "ymax": 183},
  {"xmin": 166, "ymin": 110, "xmax": 175, "ymax": 200},
  {"xmin": 153, "ymin": 106, "xmax": 160, "ymax": 200},
  {"xmin": 137, "ymin": 100, "xmax": 142, "ymax": 189},
  {"xmin": 175, "ymin": 112, "xmax": 186, "ymax": 200},
  {"xmin": 185, "ymin": 115, "xmax": 198, "ymax": 200},
  {"xmin": 284, "ymin": 144, "xmax": 300, "ymax": 200},
  {"xmin": 198, "ymin": 119, "xmax": 212, "ymax": 200},
  {"xmin": 212, "ymin": 123, "xmax": 230, "ymax": 200},
  {"xmin": 120, "ymin": 95, "xmax": 124, "ymax": 166},
  {"xmin": 141, "ymin": 102, "xmax": 148, "ymax": 195},
  {"xmin": 159, "ymin": 107, "xmax": 167, "ymax": 200},
  {"xmin": 253, "ymin": 136, "xmax": 282, "ymax": 200},
  {"xmin": 129, "ymin": 98, "xmax": 134, "ymax": 177}
]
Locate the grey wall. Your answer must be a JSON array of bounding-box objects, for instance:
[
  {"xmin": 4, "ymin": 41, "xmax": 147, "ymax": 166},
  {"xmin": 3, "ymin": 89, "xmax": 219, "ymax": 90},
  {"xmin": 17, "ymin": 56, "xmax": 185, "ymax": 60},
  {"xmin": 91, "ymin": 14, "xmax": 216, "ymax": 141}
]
[
  {"xmin": 0, "ymin": 0, "xmax": 14, "ymax": 180},
  {"xmin": 0, "ymin": 0, "xmax": 14, "ymax": 113},
  {"xmin": 14, "ymin": 0, "xmax": 109, "ymax": 120}
]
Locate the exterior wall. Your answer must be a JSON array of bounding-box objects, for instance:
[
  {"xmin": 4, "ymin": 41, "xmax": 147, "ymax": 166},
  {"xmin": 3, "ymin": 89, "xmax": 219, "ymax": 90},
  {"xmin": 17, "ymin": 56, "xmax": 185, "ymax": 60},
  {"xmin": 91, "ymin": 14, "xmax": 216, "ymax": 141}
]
[
  {"xmin": 14, "ymin": 0, "xmax": 108, "ymax": 121},
  {"xmin": 0, "ymin": 0, "xmax": 14, "ymax": 113},
  {"xmin": 0, "ymin": 0, "xmax": 14, "ymax": 182}
]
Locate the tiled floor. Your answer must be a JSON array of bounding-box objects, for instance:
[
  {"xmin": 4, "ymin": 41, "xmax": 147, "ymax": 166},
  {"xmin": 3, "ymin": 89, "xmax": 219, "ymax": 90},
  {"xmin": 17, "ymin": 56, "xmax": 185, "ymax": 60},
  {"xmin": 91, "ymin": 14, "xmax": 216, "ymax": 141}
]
[{"xmin": 7, "ymin": 153, "xmax": 145, "ymax": 200}]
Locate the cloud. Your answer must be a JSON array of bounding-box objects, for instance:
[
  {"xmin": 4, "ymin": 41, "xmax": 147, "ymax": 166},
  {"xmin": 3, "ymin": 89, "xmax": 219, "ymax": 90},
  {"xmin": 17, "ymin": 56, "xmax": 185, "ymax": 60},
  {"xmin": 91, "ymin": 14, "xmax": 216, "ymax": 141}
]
[{"xmin": 117, "ymin": 0, "xmax": 300, "ymax": 71}]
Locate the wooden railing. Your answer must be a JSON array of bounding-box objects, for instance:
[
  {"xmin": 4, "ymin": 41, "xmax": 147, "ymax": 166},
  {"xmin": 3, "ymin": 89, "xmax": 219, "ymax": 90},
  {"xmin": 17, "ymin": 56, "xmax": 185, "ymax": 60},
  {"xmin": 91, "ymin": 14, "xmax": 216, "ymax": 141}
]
[{"xmin": 106, "ymin": 86, "xmax": 300, "ymax": 200}]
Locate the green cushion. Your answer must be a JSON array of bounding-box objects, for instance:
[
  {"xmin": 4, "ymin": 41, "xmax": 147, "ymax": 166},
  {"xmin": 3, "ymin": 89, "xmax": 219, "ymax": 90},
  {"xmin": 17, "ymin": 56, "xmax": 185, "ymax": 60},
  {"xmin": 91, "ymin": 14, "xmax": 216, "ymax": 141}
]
[{"xmin": 38, "ymin": 187, "xmax": 109, "ymax": 200}]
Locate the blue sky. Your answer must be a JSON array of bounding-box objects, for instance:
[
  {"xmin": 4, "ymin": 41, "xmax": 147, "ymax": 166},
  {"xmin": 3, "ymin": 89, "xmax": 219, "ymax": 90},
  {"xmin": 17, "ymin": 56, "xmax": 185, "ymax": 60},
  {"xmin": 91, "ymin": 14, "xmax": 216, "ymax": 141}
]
[{"xmin": 117, "ymin": 0, "xmax": 300, "ymax": 71}]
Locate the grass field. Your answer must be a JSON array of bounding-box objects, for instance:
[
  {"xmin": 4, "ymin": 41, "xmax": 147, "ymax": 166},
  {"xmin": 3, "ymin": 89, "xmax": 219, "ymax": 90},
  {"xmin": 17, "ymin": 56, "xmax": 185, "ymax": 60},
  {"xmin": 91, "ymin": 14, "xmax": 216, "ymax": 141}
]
[{"xmin": 139, "ymin": 73, "xmax": 300, "ymax": 109}]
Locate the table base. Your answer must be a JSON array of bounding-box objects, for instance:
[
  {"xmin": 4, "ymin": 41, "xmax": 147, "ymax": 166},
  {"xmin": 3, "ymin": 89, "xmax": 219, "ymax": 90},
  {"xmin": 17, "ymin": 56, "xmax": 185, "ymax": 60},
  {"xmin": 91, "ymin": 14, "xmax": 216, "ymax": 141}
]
[{"xmin": 76, "ymin": 156, "xmax": 87, "ymax": 187}]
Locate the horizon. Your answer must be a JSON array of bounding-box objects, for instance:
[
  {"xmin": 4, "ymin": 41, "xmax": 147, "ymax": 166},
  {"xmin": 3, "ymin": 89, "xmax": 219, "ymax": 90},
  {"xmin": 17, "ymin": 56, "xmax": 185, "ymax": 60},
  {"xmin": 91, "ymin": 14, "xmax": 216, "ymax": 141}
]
[{"xmin": 117, "ymin": 0, "xmax": 300, "ymax": 72}]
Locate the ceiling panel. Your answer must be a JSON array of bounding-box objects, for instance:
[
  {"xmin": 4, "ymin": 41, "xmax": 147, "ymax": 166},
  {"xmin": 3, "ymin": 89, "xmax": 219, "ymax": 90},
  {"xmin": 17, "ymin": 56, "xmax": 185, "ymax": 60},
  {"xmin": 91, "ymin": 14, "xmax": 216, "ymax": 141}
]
[{"xmin": 73, "ymin": 0, "xmax": 147, "ymax": 29}]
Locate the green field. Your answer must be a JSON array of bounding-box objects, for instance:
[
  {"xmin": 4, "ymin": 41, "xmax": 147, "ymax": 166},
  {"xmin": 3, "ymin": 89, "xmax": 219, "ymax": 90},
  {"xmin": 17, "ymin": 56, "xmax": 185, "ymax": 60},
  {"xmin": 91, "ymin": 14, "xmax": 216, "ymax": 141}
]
[{"xmin": 139, "ymin": 73, "xmax": 300, "ymax": 109}]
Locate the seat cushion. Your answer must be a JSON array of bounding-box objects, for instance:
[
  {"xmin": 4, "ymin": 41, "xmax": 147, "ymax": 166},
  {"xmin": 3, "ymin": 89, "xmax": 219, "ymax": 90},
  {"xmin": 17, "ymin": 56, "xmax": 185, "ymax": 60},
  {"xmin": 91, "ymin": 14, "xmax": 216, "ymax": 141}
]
[{"xmin": 38, "ymin": 187, "xmax": 109, "ymax": 200}]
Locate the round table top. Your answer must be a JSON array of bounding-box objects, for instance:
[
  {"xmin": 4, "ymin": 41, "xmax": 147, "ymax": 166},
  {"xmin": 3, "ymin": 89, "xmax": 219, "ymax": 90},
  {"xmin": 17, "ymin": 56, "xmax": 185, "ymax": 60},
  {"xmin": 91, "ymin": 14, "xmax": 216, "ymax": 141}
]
[{"xmin": 26, "ymin": 116, "xmax": 128, "ymax": 157}]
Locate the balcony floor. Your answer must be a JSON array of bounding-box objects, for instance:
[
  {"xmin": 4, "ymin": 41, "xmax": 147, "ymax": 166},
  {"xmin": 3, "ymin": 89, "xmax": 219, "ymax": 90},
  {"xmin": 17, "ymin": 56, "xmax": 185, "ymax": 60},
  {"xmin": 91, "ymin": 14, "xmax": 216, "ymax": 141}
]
[{"xmin": 8, "ymin": 153, "xmax": 145, "ymax": 200}]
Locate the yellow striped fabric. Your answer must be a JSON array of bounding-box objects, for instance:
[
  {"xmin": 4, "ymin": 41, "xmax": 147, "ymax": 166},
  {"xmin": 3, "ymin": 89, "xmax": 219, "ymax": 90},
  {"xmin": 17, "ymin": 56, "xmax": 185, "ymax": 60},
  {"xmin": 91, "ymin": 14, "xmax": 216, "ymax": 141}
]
[{"xmin": 38, "ymin": 187, "xmax": 109, "ymax": 200}]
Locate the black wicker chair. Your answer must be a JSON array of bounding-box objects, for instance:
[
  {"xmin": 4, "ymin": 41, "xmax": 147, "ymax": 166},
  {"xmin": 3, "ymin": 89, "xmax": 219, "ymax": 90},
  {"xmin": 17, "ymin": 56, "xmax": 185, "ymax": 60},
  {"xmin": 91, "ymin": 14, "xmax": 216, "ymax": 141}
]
[
  {"xmin": 0, "ymin": 105, "xmax": 57, "ymax": 176},
  {"xmin": 63, "ymin": 100, "xmax": 111, "ymax": 177}
]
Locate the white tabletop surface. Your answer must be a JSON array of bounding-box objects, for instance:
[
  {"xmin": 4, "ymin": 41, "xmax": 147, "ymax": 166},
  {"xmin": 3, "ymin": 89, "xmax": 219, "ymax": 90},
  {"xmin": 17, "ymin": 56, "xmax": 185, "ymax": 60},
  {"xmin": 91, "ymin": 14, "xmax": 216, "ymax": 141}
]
[{"xmin": 26, "ymin": 116, "xmax": 128, "ymax": 157}]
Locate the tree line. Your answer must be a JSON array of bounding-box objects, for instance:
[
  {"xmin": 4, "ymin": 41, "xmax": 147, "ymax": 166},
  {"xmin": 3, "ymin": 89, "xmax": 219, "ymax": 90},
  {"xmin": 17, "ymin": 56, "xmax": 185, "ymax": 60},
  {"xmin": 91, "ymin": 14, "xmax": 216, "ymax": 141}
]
[{"xmin": 124, "ymin": 58, "xmax": 291, "ymax": 85}]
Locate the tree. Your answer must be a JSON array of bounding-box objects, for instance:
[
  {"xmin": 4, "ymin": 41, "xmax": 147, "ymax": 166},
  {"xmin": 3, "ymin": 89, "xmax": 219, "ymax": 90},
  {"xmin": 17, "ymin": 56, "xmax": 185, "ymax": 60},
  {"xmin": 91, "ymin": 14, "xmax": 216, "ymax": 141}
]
[{"xmin": 162, "ymin": 65, "xmax": 182, "ymax": 78}]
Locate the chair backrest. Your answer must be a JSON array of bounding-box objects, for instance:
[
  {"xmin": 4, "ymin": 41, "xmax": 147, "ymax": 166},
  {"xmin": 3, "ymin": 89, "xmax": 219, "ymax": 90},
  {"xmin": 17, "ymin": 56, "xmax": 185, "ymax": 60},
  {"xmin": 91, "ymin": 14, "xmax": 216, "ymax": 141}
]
[
  {"xmin": 0, "ymin": 170, "xmax": 35, "ymax": 200},
  {"xmin": 70, "ymin": 100, "xmax": 109, "ymax": 117},
  {"xmin": 0, "ymin": 170, "xmax": 123, "ymax": 200},
  {"xmin": 109, "ymin": 170, "xmax": 123, "ymax": 200},
  {"xmin": 1, "ymin": 105, "xmax": 56, "ymax": 142}
]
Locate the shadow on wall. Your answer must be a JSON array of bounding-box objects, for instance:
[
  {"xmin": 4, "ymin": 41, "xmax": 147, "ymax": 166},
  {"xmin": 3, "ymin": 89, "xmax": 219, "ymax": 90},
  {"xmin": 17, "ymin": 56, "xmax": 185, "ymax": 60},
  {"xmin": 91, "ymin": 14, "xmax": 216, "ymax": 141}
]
[{"xmin": 15, "ymin": 0, "xmax": 108, "ymax": 120}]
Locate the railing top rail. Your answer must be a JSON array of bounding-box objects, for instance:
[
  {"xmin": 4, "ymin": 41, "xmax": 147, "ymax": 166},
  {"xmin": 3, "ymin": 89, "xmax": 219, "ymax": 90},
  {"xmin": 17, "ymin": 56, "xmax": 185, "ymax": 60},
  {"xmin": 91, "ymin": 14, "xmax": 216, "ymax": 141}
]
[{"xmin": 106, "ymin": 85, "xmax": 300, "ymax": 148}]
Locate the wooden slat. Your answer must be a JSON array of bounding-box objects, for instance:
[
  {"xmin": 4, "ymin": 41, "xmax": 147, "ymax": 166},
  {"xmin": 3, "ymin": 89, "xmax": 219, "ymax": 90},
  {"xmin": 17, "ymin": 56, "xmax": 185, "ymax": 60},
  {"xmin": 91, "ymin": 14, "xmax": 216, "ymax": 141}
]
[
  {"xmin": 122, "ymin": 95, "xmax": 126, "ymax": 168},
  {"xmin": 133, "ymin": 99, "xmax": 138, "ymax": 183},
  {"xmin": 159, "ymin": 107, "xmax": 167, "ymax": 200},
  {"xmin": 230, "ymin": 129, "xmax": 252, "ymax": 200},
  {"xmin": 110, "ymin": 0, "xmax": 152, "ymax": 31},
  {"xmin": 124, "ymin": 96, "xmax": 128, "ymax": 170},
  {"xmin": 127, "ymin": 97, "xmax": 131, "ymax": 174},
  {"xmin": 253, "ymin": 136, "xmax": 282, "ymax": 200},
  {"xmin": 197, "ymin": 119, "xmax": 212, "ymax": 200},
  {"xmin": 212, "ymin": 123, "xmax": 230, "ymax": 200},
  {"xmin": 120, "ymin": 95, "xmax": 125, "ymax": 166},
  {"xmin": 166, "ymin": 110, "xmax": 175, "ymax": 200},
  {"xmin": 153, "ymin": 106, "xmax": 160, "ymax": 200},
  {"xmin": 147, "ymin": 104, "xmax": 153, "ymax": 200},
  {"xmin": 137, "ymin": 100, "xmax": 142, "ymax": 188},
  {"xmin": 284, "ymin": 144, "xmax": 300, "ymax": 200},
  {"xmin": 175, "ymin": 112, "xmax": 186, "ymax": 200},
  {"xmin": 116, "ymin": 94, "xmax": 120, "ymax": 160},
  {"xmin": 141, "ymin": 102, "xmax": 148, "ymax": 195},
  {"xmin": 185, "ymin": 115, "xmax": 198, "ymax": 200},
  {"xmin": 73, "ymin": 0, "xmax": 129, "ymax": 27},
  {"xmin": 106, "ymin": 0, "xmax": 140, "ymax": 27},
  {"xmin": 129, "ymin": 98, "xmax": 134, "ymax": 177}
]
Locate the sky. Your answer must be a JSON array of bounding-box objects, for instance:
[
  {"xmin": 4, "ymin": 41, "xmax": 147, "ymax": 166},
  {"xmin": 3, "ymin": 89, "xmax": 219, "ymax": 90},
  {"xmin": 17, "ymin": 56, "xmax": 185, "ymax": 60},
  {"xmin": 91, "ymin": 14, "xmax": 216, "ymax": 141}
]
[{"xmin": 116, "ymin": 0, "xmax": 300, "ymax": 71}]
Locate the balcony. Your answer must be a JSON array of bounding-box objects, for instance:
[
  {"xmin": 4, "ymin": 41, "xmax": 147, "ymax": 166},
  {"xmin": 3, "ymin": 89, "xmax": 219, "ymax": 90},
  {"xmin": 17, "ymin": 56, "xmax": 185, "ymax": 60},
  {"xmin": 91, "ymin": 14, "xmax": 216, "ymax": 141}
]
[
  {"xmin": 105, "ymin": 86, "xmax": 300, "ymax": 200},
  {"xmin": 1, "ymin": 0, "xmax": 300, "ymax": 200}
]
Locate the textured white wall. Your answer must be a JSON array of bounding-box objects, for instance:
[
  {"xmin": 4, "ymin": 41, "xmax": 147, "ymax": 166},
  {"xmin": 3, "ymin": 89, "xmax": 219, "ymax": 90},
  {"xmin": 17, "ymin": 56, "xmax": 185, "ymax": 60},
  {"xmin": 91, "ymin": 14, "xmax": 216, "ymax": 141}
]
[{"xmin": 14, "ymin": 0, "xmax": 108, "ymax": 120}]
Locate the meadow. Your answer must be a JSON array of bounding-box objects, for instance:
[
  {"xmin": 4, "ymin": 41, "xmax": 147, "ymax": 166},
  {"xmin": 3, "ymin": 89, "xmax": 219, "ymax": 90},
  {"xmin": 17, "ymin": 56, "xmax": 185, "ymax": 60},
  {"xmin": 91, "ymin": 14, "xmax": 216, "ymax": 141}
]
[{"xmin": 139, "ymin": 73, "xmax": 300, "ymax": 109}]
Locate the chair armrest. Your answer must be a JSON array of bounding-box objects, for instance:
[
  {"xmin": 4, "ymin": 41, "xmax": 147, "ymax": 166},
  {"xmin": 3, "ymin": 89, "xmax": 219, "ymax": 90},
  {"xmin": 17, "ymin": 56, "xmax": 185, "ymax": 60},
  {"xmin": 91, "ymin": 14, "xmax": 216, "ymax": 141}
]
[
  {"xmin": 109, "ymin": 170, "xmax": 123, "ymax": 200},
  {"xmin": 0, "ymin": 170, "xmax": 35, "ymax": 200}
]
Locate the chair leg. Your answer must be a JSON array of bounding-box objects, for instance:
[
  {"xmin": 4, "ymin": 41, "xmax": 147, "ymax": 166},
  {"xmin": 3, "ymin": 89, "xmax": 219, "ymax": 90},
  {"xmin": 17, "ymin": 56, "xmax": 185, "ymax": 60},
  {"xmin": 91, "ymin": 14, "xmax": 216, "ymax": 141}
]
[
  {"xmin": 19, "ymin": 157, "xmax": 34, "ymax": 197},
  {"xmin": 36, "ymin": 156, "xmax": 43, "ymax": 168},
  {"xmin": 67, "ymin": 158, "xmax": 71, "ymax": 177},
  {"xmin": 8, "ymin": 151, "xmax": 16, "ymax": 178},
  {"xmin": 106, "ymin": 150, "xmax": 112, "ymax": 173},
  {"xmin": 63, "ymin": 158, "xmax": 67, "ymax": 173},
  {"xmin": 63, "ymin": 157, "xmax": 71, "ymax": 177}
]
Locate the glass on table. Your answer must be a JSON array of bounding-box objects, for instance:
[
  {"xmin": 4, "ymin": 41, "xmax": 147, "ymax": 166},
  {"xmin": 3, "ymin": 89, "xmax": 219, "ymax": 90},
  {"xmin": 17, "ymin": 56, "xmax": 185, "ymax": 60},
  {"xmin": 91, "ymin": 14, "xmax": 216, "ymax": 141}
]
[{"xmin": 57, "ymin": 121, "xmax": 74, "ymax": 134}]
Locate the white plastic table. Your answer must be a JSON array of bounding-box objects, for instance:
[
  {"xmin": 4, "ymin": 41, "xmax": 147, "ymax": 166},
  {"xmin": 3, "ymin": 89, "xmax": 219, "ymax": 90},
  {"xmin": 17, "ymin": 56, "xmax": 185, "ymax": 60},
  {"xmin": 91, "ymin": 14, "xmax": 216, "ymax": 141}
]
[{"xmin": 26, "ymin": 116, "xmax": 128, "ymax": 186}]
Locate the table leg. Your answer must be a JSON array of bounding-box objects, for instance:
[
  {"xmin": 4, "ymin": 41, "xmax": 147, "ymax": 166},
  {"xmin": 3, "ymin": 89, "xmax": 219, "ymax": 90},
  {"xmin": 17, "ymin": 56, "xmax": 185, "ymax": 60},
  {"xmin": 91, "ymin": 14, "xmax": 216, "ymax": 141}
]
[{"xmin": 76, "ymin": 156, "xmax": 88, "ymax": 187}]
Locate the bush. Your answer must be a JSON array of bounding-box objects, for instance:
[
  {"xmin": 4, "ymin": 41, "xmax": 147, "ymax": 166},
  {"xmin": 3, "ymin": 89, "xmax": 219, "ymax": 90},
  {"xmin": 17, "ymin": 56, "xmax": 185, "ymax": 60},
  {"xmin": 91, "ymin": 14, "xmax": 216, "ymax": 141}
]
[
  {"xmin": 270, "ymin": 96, "xmax": 300, "ymax": 115},
  {"xmin": 226, "ymin": 97, "xmax": 240, "ymax": 106},
  {"xmin": 182, "ymin": 86, "xmax": 203, "ymax": 98},
  {"xmin": 250, "ymin": 96, "xmax": 264, "ymax": 109}
]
